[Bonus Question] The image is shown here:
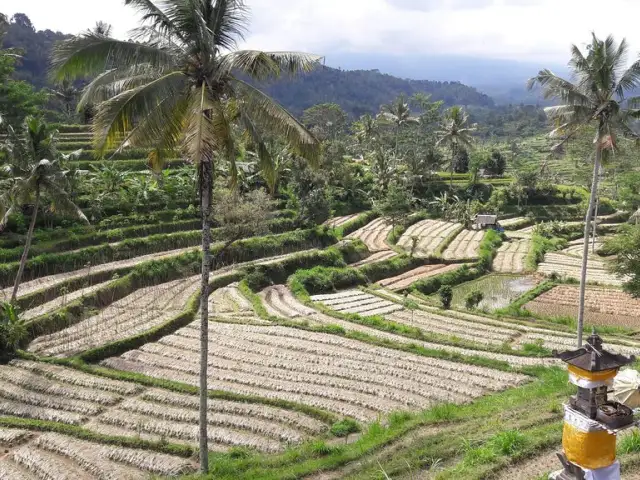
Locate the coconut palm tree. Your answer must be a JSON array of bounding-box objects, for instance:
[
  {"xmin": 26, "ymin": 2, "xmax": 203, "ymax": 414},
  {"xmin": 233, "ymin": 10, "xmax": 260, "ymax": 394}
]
[
  {"xmin": 378, "ymin": 96, "xmax": 419, "ymax": 156},
  {"xmin": 50, "ymin": 0, "xmax": 320, "ymax": 472},
  {"xmin": 528, "ymin": 33, "xmax": 640, "ymax": 347},
  {"xmin": 0, "ymin": 117, "xmax": 88, "ymax": 303},
  {"xmin": 436, "ymin": 106, "xmax": 476, "ymax": 188},
  {"xmin": 48, "ymin": 79, "xmax": 80, "ymax": 123}
]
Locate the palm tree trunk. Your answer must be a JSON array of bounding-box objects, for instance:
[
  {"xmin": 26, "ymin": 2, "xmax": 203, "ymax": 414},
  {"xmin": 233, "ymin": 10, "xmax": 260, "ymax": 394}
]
[
  {"xmin": 11, "ymin": 186, "xmax": 40, "ymax": 303},
  {"xmin": 395, "ymin": 124, "xmax": 399, "ymax": 157},
  {"xmin": 199, "ymin": 159, "xmax": 213, "ymax": 473},
  {"xmin": 450, "ymin": 144, "xmax": 456, "ymax": 189},
  {"xmin": 576, "ymin": 143, "xmax": 602, "ymax": 347},
  {"xmin": 592, "ymin": 196, "xmax": 599, "ymax": 254}
]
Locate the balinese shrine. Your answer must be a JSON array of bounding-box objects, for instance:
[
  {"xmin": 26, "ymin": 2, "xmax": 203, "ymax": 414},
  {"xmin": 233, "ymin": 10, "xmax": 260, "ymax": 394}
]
[{"xmin": 551, "ymin": 330, "xmax": 636, "ymax": 480}]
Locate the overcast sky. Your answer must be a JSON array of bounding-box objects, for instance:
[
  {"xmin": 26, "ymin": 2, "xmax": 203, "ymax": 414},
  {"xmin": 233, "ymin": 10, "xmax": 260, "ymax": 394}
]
[{"xmin": 4, "ymin": 0, "xmax": 640, "ymax": 65}]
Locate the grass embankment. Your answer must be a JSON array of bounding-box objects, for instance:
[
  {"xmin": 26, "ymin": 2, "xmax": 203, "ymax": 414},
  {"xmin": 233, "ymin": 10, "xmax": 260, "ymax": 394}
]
[{"xmin": 178, "ymin": 367, "xmax": 572, "ymax": 480}]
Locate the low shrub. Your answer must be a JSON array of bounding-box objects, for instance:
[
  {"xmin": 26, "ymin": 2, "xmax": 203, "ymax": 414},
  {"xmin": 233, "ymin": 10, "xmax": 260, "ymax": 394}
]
[
  {"xmin": 465, "ymin": 290, "xmax": 484, "ymax": 310},
  {"xmin": 0, "ymin": 303, "xmax": 26, "ymax": 362},
  {"xmin": 330, "ymin": 419, "xmax": 360, "ymax": 437},
  {"xmin": 438, "ymin": 285, "xmax": 453, "ymax": 309}
]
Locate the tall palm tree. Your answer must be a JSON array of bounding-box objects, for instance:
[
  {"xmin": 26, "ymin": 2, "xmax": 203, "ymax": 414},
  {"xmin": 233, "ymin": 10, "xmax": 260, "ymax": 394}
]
[
  {"xmin": 378, "ymin": 95, "xmax": 419, "ymax": 156},
  {"xmin": 529, "ymin": 33, "xmax": 640, "ymax": 346},
  {"xmin": 0, "ymin": 117, "xmax": 88, "ymax": 303},
  {"xmin": 50, "ymin": 0, "xmax": 320, "ymax": 472},
  {"xmin": 48, "ymin": 79, "xmax": 80, "ymax": 123},
  {"xmin": 436, "ymin": 106, "xmax": 476, "ymax": 188}
]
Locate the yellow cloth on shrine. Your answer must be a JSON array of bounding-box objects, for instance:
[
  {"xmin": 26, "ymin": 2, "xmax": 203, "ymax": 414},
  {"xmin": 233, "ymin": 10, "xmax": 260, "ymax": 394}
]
[{"xmin": 563, "ymin": 422, "xmax": 616, "ymax": 470}]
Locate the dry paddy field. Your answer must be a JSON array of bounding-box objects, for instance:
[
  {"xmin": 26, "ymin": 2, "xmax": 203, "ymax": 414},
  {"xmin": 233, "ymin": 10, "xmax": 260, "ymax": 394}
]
[
  {"xmin": 102, "ymin": 321, "xmax": 528, "ymax": 422},
  {"xmin": 262, "ymin": 285, "xmax": 560, "ymax": 366},
  {"xmin": 27, "ymin": 276, "xmax": 201, "ymax": 357},
  {"xmin": 0, "ymin": 359, "xmax": 320, "ymax": 456},
  {"xmin": 0, "ymin": 246, "xmax": 198, "ymax": 303},
  {"xmin": 349, "ymin": 250, "xmax": 397, "ymax": 267},
  {"xmin": 442, "ymin": 229, "xmax": 485, "ymax": 260},
  {"xmin": 0, "ymin": 428, "xmax": 195, "ymax": 479},
  {"xmin": 561, "ymin": 237, "xmax": 607, "ymax": 258},
  {"xmin": 493, "ymin": 239, "xmax": 530, "ymax": 273},
  {"xmin": 377, "ymin": 289, "xmax": 640, "ymax": 357},
  {"xmin": 525, "ymin": 285, "xmax": 640, "ymax": 329},
  {"xmin": 310, "ymin": 289, "xmax": 404, "ymax": 316},
  {"xmin": 376, "ymin": 264, "xmax": 461, "ymax": 290},
  {"xmin": 323, "ymin": 214, "xmax": 360, "ymax": 228},
  {"xmin": 538, "ymin": 252, "xmax": 625, "ymax": 286},
  {"xmin": 500, "ymin": 217, "xmax": 529, "ymax": 228},
  {"xmin": 507, "ymin": 225, "xmax": 534, "ymax": 239},
  {"xmin": 397, "ymin": 220, "xmax": 462, "ymax": 257},
  {"xmin": 346, "ymin": 217, "xmax": 392, "ymax": 252}
]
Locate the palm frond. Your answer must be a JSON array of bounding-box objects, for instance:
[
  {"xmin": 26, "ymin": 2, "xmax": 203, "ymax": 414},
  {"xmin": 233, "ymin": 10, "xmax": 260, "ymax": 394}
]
[
  {"xmin": 528, "ymin": 69, "xmax": 592, "ymax": 107},
  {"xmin": 233, "ymin": 78, "xmax": 320, "ymax": 165},
  {"xmin": 92, "ymin": 71, "xmax": 185, "ymax": 154},
  {"xmin": 78, "ymin": 64, "xmax": 176, "ymax": 111},
  {"xmin": 206, "ymin": 0, "xmax": 249, "ymax": 51},
  {"xmin": 119, "ymin": 88, "xmax": 189, "ymax": 154},
  {"xmin": 43, "ymin": 181, "xmax": 89, "ymax": 223},
  {"xmin": 615, "ymin": 59, "xmax": 640, "ymax": 99},
  {"xmin": 239, "ymin": 112, "xmax": 273, "ymax": 182},
  {"xmin": 183, "ymin": 83, "xmax": 217, "ymax": 166},
  {"xmin": 124, "ymin": 0, "xmax": 186, "ymax": 43},
  {"xmin": 219, "ymin": 50, "xmax": 322, "ymax": 82},
  {"xmin": 51, "ymin": 34, "xmax": 175, "ymax": 82}
]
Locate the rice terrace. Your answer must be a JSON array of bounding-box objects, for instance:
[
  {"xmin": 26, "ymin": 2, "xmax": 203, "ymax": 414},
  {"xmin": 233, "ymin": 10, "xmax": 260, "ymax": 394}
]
[{"xmin": 3, "ymin": 1, "xmax": 640, "ymax": 479}]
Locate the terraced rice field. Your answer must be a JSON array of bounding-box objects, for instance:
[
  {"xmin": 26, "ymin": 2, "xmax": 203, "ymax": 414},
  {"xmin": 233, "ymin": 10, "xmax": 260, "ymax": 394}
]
[
  {"xmin": 377, "ymin": 264, "xmax": 461, "ymax": 290},
  {"xmin": 0, "ymin": 360, "xmax": 316, "ymax": 454},
  {"xmin": 378, "ymin": 289, "xmax": 640, "ymax": 357},
  {"xmin": 310, "ymin": 289, "xmax": 404, "ymax": 316},
  {"xmin": 493, "ymin": 239, "xmax": 530, "ymax": 273},
  {"xmin": 397, "ymin": 220, "xmax": 462, "ymax": 257},
  {"xmin": 102, "ymin": 321, "xmax": 528, "ymax": 421},
  {"xmin": 346, "ymin": 217, "xmax": 392, "ymax": 252},
  {"xmin": 507, "ymin": 225, "xmax": 534, "ymax": 239},
  {"xmin": 323, "ymin": 214, "xmax": 360, "ymax": 228},
  {"xmin": 524, "ymin": 285, "xmax": 640, "ymax": 328},
  {"xmin": 208, "ymin": 283, "xmax": 270, "ymax": 324},
  {"xmin": 261, "ymin": 285, "xmax": 559, "ymax": 367},
  {"xmin": 0, "ymin": 246, "xmax": 198, "ymax": 302},
  {"xmin": 561, "ymin": 237, "xmax": 606, "ymax": 258},
  {"xmin": 442, "ymin": 229, "xmax": 485, "ymax": 260},
  {"xmin": 500, "ymin": 217, "xmax": 529, "ymax": 228},
  {"xmin": 0, "ymin": 429, "xmax": 195, "ymax": 479},
  {"xmin": 350, "ymin": 250, "xmax": 397, "ymax": 267},
  {"xmin": 28, "ymin": 276, "xmax": 201, "ymax": 357},
  {"xmin": 538, "ymin": 252, "xmax": 625, "ymax": 286},
  {"xmin": 20, "ymin": 280, "xmax": 113, "ymax": 321}
]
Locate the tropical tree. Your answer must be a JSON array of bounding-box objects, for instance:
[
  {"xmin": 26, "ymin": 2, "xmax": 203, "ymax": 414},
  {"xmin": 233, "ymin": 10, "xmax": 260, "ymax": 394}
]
[
  {"xmin": 353, "ymin": 113, "xmax": 378, "ymax": 157},
  {"xmin": 51, "ymin": 0, "xmax": 320, "ymax": 472},
  {"xmin": 48, "ymin": 78, "xmax": 80, "ymax": 123},
  {"xmin": 0, "ymin": 117, "xmax": 88, "ymax": 303},
  {"xmin": 378, "ymin": 95, "xmax": 419, "ymax": 156},
  {"xmin": 528, "ymin": 33, "xmax": 640, "ymax": 346},
  {"xmin": 436, "ymin": 106, "xmax": 476, "ymax": 187}
]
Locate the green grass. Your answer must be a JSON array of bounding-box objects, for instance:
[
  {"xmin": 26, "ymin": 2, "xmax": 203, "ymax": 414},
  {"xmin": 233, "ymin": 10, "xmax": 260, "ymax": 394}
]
[{"xmin": 180, "ymin": 368, "xmax": 571, "ymax": 480}]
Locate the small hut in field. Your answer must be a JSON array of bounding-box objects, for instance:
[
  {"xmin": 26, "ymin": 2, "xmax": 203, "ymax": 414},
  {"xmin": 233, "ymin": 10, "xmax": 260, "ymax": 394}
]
[{"xmin": 474, "ymin": 214, "xmax": 499, "ymax": 230}]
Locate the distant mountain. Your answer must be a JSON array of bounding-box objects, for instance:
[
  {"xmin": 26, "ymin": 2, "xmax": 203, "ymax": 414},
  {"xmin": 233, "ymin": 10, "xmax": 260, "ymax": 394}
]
[
  {"xmin": 260, "ymin": 66, "xmax": 495, "ymax": 118},
  {"xmin": 324, "ymin": 53, "xmax": 569, "ymax": 105}
]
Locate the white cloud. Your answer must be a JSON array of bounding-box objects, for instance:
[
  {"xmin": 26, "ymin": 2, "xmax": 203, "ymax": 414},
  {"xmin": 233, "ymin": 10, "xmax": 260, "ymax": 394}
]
[{"xmin": 4, "ymin": 0, "xmax": 640, "ymax": 65}]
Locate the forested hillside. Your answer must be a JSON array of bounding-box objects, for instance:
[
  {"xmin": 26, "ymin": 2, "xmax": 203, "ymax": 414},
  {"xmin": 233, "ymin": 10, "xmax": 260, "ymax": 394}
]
[
  {"xmin": 1, "ymin": 13, "xmax": 70, "ymax": 86},
  {"xmin": 258, "ymin": 67, "xmax": 494, "ymax": 117},
  {"xmin": 3, "ymin": 13, "xmax": 493, "ymax": 116}
]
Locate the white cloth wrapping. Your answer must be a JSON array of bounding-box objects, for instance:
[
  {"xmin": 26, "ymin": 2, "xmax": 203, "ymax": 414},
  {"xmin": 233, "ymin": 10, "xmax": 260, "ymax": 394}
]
[{"xmin": 584, "ymin": 460, "xmax": 620, "ymax": 480}]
